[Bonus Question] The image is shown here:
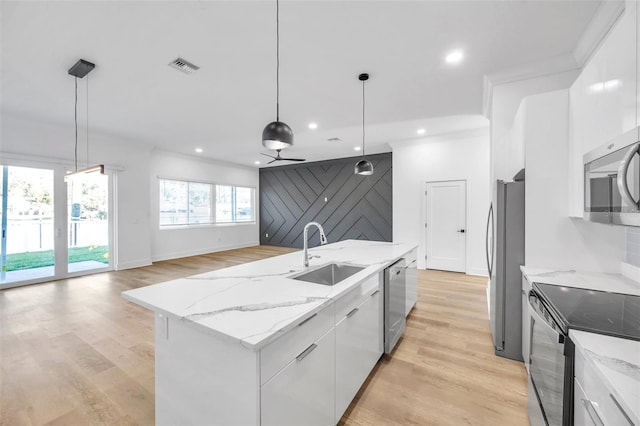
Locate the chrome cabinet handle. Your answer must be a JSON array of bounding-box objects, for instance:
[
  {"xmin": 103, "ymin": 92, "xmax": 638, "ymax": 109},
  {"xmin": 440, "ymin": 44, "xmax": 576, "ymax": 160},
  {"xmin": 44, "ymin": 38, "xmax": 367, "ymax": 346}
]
[
  {"xmin": 346, "ymin": 307, "xmax": 359, "ymax": 318},
  {"xmin": 371, "ymin": 290, "xmax": 380, "ymax": 297},
  {"xmin": 609, "ymin": 394, "xmax": 634, "ymax": 425},
  {"xmin": 616, "ymin": 142, "xmax": 640, "ymax": 210},
  {"xmin": 297, "ymin": 313, "xmax": 316, "ymax": 327},
  {"xmin": 582, "ymin": 399, "xmax": 604, "ymax": 426},
  {"xmin": 296, "ymin": 343, "xmax": 317, "ymax": 362}
]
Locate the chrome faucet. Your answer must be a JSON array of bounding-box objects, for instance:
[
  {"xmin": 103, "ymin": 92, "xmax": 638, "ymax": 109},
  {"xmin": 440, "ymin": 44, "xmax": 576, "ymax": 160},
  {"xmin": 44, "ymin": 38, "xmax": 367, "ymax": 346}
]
[{"xmin": 303, "ymin": 222, "xmax": 328, "ymax": 267}]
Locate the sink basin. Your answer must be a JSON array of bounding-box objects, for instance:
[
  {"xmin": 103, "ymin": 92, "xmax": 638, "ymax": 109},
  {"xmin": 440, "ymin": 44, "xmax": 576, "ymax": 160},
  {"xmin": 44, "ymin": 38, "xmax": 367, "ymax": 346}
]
[{"xmin": 292, "ymin": 263, "xmax": 365, "ymax": 286}]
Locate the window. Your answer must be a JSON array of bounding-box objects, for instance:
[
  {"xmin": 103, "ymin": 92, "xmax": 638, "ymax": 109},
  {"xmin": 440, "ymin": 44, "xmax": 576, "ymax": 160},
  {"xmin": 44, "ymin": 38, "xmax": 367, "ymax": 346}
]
[{"xmin": 159, "ymin": 179, "xmax": 254, "ymax": 227}]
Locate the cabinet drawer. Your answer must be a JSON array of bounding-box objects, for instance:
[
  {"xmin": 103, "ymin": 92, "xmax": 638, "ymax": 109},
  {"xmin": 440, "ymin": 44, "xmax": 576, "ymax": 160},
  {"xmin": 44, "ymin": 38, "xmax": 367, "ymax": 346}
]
[
  {"xmin": 574, "ymin": 346, "xmax": 635, "ymax": 426},
  {"xmin": 260, "ymin": 304, "xmax": 334, "ymax": 385},
  {"xmin": 261, "ymin": 328, "xmax": 335, "ymax": 426},
  {"xmin": 334, "ymin": 273, "xmax": 381, "ymax": 322}
]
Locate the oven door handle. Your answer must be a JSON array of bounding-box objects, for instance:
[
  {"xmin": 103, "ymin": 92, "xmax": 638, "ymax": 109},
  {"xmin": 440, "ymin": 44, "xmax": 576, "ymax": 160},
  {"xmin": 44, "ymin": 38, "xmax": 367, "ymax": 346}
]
[{"xmin": 528, "ymin": 294, "xmax": 564, "ymax": 346}]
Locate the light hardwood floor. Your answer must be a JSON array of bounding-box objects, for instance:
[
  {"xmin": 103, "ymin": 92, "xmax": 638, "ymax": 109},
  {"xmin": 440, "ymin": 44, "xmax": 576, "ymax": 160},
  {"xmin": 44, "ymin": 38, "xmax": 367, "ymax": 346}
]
[{"xmin": 1, "ymin": 246, "xmax": 528, "ymax": 426}]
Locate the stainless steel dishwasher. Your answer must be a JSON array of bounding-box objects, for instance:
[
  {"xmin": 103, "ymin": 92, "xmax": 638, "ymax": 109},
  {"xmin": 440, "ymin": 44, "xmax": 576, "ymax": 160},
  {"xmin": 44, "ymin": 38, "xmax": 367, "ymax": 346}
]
[{"xmin": 384, "ymin": 258, "xmax": 407, "ymax": 354}]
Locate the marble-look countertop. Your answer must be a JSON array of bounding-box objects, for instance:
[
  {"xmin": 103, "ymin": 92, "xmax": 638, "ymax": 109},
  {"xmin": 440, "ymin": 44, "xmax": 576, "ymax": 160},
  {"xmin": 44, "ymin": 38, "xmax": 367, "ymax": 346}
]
[
  {"xmin": 122, "ymin": 240, "xmax": 416, "ymax": 350},
  {"xmin": 521, "ymin": 266, "xmax": 640, "ymax": 295},
  {"xmin": 570, "ymin": 330, "xmax": 640, "ymax": 425}
]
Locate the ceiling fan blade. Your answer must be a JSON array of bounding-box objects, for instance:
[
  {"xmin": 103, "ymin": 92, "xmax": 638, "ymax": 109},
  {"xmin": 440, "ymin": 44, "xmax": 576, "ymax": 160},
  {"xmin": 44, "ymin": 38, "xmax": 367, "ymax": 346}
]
[
  {"xmin": 268, "ymin": 158, "xmax": 278, "ymax": 164},
  {"xmin": 261, "ymin": 152, "xmax": 277, "ymax": 159},
  {"xmin": 280, "ymin": 158, "xmax": 306, "ymax": 162}
]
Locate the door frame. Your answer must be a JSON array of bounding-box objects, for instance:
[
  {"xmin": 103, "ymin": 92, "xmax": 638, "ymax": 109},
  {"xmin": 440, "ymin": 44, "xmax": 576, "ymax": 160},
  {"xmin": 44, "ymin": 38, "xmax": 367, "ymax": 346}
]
[
  {"xmin": 423, "ymin": 179, "xmax": 467, "ymax": 273},
  {"xmin": 0, "ymin": 154, "xmax": 116, "ymax": 289}
]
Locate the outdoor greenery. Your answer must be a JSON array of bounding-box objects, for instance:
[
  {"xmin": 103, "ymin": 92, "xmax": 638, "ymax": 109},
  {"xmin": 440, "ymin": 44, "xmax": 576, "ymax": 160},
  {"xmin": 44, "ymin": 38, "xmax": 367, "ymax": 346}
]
[{"xmin": 5, "ymin": 245, "xmax": 109, "ymax": 271}]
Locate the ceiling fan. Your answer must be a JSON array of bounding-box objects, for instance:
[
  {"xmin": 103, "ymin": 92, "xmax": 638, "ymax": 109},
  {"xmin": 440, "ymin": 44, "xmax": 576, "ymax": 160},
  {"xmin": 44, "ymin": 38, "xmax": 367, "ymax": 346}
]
[{"xmin": 261, "ymin": 149, "xmax": 306, "ymax": 164}]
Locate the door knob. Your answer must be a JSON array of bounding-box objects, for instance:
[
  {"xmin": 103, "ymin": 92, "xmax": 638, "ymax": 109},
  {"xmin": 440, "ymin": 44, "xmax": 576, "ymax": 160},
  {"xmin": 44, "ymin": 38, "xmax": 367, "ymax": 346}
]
[{"xmin": 457, "ymin": 229, "xmax": 465, "ymax": 233}]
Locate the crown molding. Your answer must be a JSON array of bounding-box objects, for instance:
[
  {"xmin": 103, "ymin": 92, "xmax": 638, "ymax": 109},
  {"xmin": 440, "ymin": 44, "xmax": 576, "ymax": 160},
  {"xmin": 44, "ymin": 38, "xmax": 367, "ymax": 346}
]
[
  {"xmin": 483, "ymin": 54, "xmax": 580, "ymax": 119},
  {"xmin": 572, "ymin": 0, "xmax": 625, "ymax": 68},
  {"xmin": 484, "ymin": 0, "xmax": 626, "ymax": 120}
]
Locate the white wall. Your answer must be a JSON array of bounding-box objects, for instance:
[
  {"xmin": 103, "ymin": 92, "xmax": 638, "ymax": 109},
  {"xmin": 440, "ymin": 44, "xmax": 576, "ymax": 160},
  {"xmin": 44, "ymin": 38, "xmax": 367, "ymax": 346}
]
[
  {"xmin": 150, "ymin": 150, "xmax": 259, "ymax": 261},
  {"xmin": 2, "ymin": 113, "xmax": 154, "ymax": 270},
  {"xmin": 391, "ymin": 127, "xmax": 490, "ymax": 276},
  {"xmin": 522, "ymin": 90, "xmax": 625, "ymax": 272},
  {"xmin": 1, "ymin": 113, "xmax": 260, "ymax": 271}
]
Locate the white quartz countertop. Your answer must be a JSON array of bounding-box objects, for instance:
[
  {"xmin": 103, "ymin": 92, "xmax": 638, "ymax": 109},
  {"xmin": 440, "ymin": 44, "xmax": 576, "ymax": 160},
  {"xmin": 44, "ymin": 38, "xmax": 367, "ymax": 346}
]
[
  {"xmin": 570, "ymin": 330, "xmax": 640, "ymax": 425},
  {"xmin": 521, "ymin": 266, "xmax": 640, "ymax": 295},
  {"xmin": 122, "ymin": 240, "xmax": 416, "ymax": 350}
]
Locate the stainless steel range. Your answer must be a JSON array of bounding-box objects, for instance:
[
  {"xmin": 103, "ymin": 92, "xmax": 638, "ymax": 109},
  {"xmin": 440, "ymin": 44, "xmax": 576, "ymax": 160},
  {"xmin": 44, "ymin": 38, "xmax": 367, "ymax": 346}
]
[{"xmin": 528, "ymin": 283, "xmax": 640, "ymax": 426}]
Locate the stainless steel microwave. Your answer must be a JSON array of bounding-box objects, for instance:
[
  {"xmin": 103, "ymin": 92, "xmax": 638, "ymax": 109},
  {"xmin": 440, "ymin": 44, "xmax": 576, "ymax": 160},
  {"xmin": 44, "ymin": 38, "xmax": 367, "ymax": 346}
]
[{"xmin": 584, "ymin": 127, "xmax": 640, "ymax": 226}]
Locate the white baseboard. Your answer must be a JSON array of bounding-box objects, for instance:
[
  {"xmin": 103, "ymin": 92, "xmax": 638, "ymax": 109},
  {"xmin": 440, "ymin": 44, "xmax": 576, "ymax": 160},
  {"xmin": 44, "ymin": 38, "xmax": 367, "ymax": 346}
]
[
  {"xmin": 151, "ymin": 241, "xmax": 259, "ymax": 263},
  {"xmin": 467, "ymin": 267, "xmax": 489, "ymax": 277},
  {"xmin": 116, "ymin": 258, "xmax": 153, "ymax": 271},
  {"xmin": 621, "ymin": 261, "xmax": 640, "ymax": 283}
]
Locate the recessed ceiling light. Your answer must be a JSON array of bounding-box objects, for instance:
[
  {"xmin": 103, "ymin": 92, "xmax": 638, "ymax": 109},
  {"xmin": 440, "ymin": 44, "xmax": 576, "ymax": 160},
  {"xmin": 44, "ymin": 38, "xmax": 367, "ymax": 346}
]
[
  {"xmin": 354, "ymin": 146, "xmax": 361, "ymax": 151},
  {"xmin": 254, "ymin": 161, "xmax": 261, "ymax": 165},
  {"xmin": 308, "ymin": 122, "xmax": 318, "ymax": 130},
  {"xmin": 445, "ymin": 49, "xmax": 464, "ymax": 65},
  {"xmin": 195, "ymin": 148, "xmax": 203, "ymax": 153},
  {"xmin": 417, "ymin": 128, "xmax": 426, "ymax": 135}
]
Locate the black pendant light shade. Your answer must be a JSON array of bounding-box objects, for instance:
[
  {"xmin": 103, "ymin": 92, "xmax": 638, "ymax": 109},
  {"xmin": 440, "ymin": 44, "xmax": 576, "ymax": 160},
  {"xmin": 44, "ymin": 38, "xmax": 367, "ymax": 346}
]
[
  {"xmin": 355, "ymin": 73, "xmax": 373, "ymax": 176},
  {"xmin": 262, "ymin": 0, "xmax": 294, "ymax": 149},
  {"xmin": 354, "ymin": 159, "xmax": 373, "ymax": 175},
  {"xmin": 262, "ymin": 121, "xmax": 294, "ymax": 150}
]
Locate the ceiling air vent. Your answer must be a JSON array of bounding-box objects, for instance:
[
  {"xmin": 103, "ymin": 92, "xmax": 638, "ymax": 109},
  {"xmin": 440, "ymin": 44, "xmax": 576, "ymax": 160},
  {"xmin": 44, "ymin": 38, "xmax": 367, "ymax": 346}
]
[
  {"xmin": 168, "ymin": 57, "xmax": 200, "ymax": 74},
  {"xmin": 327, "ymin": 137, "xmax": 342, "ymax": 142}
]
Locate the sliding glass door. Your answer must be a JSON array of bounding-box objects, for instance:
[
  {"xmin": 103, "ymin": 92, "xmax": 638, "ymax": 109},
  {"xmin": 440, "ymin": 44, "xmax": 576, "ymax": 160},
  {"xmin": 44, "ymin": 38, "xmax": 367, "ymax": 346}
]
[
  {"xmin": 66, "ymin": 172, "xmax": 110, "ymax": 273},
  {"xmin": 0, "ymin": 165, "xmax": 55, "ymax": 284},
  {"xmin": 0, "ymin": 162, "xmax": 113, "ymax": 287}
]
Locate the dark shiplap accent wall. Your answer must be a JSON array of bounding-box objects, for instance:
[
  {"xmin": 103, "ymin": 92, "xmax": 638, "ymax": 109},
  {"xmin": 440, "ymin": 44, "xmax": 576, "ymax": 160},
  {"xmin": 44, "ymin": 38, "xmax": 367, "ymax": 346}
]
[{"xmin": 259, "ymin": 153, "xmax": 392, "ymax": 248}]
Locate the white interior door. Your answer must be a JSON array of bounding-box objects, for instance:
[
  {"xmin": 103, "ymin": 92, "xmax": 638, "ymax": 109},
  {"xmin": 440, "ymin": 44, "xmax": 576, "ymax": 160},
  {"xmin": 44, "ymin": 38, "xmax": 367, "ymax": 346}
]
[{"xmin": 425, "ymin": 180, "xmax": 466, "ymax": 272}]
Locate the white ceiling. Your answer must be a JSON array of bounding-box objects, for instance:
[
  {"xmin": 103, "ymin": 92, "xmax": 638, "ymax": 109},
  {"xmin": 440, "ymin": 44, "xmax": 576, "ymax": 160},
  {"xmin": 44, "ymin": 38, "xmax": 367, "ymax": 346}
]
[{"xmin": 1, "ymin": 1, "xmax": 601, "ymax": 168}]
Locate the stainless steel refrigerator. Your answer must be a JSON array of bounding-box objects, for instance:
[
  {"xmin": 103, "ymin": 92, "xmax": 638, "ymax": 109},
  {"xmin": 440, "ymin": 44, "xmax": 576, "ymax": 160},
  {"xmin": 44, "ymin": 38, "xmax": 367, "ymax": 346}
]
[{"xmin": 486, "ymin": 175, "xmax": 524, "ymax": 361}]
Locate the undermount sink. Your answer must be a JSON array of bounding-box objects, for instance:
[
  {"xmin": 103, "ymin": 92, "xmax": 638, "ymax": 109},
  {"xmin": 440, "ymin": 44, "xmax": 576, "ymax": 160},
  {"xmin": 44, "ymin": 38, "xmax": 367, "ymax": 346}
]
[{"xmin": 291, "ymin": 263, "xmax": 365, "ymax": 286}]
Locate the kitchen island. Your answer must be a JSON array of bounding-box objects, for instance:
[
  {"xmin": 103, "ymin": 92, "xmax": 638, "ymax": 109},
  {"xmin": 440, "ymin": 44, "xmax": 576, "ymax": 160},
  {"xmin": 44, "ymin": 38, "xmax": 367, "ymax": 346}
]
[{"xmin": 122, "ymin": 239, "xmax": 417, "ymax": 426}]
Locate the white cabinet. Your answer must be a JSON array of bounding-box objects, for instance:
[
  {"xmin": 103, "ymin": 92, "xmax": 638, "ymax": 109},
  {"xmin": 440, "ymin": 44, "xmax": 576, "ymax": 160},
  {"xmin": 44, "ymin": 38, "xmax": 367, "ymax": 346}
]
[
  {"xmin": 573, "ymin": 337, "xmax": 636, "ymax": 426},
  {"xmin": 335, "ymin": 284, "xmax": 383, "ymax": 420},
  {"xmin": 405, "ymin": 248, "xmax": 418, "ymax": 316},
  {"xmin": 521, "ymin": 275, "xmax": 531, "ymax": 371},
  {"xmin": 261, "ymin": 328, "xmax": 336, "ymax": 426},
  {"xmin": 262, "ymin": 270, "xmax": 386, "ymax": 426}
]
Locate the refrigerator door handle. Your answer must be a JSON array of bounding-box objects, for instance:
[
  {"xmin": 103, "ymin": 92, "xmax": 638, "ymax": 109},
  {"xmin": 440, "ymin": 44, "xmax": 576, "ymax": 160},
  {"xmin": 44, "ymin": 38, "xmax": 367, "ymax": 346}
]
[{"xmin": 485, "ymin": 202, "xmax": 494, "ymax": 276}]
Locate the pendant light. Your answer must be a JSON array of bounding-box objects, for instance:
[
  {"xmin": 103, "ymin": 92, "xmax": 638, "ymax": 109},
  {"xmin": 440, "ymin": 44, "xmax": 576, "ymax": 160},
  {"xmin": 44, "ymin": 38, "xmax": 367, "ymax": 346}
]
[
  {"xmin": 355, "ymin": 73, "xmax": 373, "ymax": 176},
  {"xmin": 262, "ymin": 0, "xmax": 294, "ymax": 150},
  {"xmin": 65, "ymin": 59, "xmax": 104, "ymax": 181}
]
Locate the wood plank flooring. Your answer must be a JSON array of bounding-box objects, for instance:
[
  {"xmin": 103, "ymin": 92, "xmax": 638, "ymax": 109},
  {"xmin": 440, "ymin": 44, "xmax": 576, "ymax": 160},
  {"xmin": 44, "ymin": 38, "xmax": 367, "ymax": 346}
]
[{"xmin": 1, "ymin": 247, "xmax": 527, "ymax": 426}]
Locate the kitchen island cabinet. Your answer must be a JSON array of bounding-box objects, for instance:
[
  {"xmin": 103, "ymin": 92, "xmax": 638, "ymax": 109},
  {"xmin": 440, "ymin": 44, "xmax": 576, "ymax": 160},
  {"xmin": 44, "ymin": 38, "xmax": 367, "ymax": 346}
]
[{"xmin": 123, "ymin": 240, "xmax": 416, "ymax": 425}]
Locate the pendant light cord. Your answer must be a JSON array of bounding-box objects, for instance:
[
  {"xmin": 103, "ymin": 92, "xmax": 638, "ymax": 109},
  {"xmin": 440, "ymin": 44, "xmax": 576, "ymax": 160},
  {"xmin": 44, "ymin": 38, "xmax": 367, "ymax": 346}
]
[
  {"xmin": 276, "ymin": 0, "xmax": 280, "ymax": 121},
  {"xmin": 362, "ymin": 78, "xmax": 366, "ymax": 157},
  {"xmin": 86, "ymin": 75, "xmax": 89, "ymax": 168},
  {"xmin": 74, "ymin": 76, "xmax": 78, "ymax": 172}
]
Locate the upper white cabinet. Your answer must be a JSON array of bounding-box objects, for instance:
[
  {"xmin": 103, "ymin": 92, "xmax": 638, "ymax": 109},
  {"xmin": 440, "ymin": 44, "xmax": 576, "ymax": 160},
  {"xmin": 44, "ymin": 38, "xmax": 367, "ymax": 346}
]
[
  {"xmin": 571, "ymin": 2, "xmax": 636, "ymax": 153},
  {"xmin": 405, "ymin": 248, "xmax": 418, "ymax": 316},
  {"xmin": 569, "ymin": 0, "xmax": 638, "ymax": 216}
]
